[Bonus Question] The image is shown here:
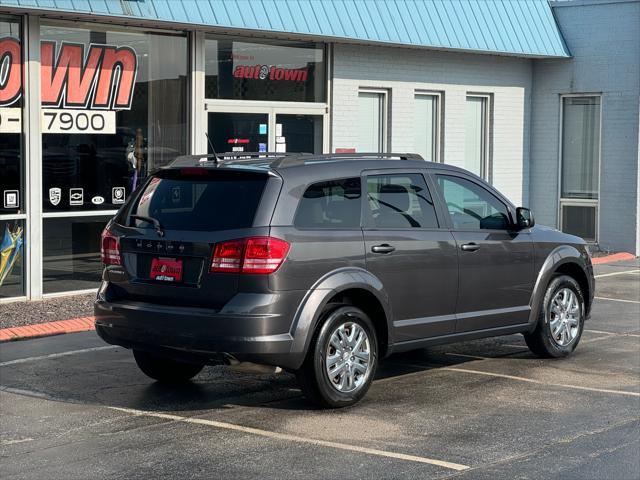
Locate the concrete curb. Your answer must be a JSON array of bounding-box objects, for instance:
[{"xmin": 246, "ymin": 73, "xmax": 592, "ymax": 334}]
[
  {"xmin": 0, "ymin": 317, "xmax": 95, "ymax": 342},
  {"xmin": 591, "ymin": 252, "xmax": 636, "ymax": 265}
]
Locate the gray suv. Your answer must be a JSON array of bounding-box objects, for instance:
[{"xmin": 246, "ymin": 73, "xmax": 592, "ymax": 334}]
[{"xmin": 95, "ymin": 152, "xmax": 594, "ymax": 408}]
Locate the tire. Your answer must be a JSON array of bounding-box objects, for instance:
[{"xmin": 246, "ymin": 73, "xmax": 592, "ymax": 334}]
[
  {"xmin": 296, "ymin": 305, "xmax": 378, "ymax": 408},
  {"xmin": 524, "ymin": 275, "xmax": 585, "ymax": 358},
  {"xmin": 133, "ymin": 350, "xmax": 204, "ymax": 383}
]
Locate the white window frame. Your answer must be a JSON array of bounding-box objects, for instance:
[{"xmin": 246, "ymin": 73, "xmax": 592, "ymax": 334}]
[
  {"xmin": 557, "ymin": 93, "xmax": 602, "ymax": 244},
  {"xmin": 414, "ymin": 90, "xmax": 442, "ymax": 163},
  {"xmin": 358, "ymin": 88, "xmax": 388, "ymax": 153},
  {"xmin": 465, "ymin": 93, "xmax": 491, "ymax": 181}
]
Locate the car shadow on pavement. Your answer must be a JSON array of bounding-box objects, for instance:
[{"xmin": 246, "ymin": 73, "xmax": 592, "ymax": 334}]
[{"xmin": 1, "ymin": 336, "xmax": 532, "ymax": 413}]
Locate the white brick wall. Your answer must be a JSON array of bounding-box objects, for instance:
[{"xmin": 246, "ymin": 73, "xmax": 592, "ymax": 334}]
[
  {"xmin": 331, "ymin": 44, "xmax": 533, "ymax": 206},
  {"xmin": 532, "ymin": 0, "xmax": 640, "ymax": 254}
]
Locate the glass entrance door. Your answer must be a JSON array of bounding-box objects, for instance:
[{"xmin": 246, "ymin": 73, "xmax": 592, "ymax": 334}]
[
  {"xmin": 206, "ymin": 108, "xmax": 324, "ymax": 155},
  {"xmin": 207, "ymin": 112, "xmax": 269, "ymax": 154},
  {"xmin": 275, "ymin": 114, "xmax": 323, "ymax": 154}
]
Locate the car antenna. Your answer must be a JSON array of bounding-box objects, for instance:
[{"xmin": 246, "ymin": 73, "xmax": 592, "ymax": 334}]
[{"xmin": 204, "ymin": 132, "xmax": 219, "ymax": 165}]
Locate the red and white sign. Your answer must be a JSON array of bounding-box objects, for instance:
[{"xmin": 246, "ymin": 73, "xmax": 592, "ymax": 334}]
[
  {"xmin": 233, "ymin": 64, "xmax": 308, "ymax": 82},
  {"xmin": 0, "ymin": 37, "xmax": 138, "ymax": 134},
  {"xmin": 150, "ymin": 258, "xmax": 183, "ymax": 282}
]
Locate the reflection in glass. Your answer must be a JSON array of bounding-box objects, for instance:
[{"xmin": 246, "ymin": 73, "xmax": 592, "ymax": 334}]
[
  {"xmin": 207, "ymin": 113, "xmax": 269, "ymax": 154},
  {"xmin": 464, "ymin": 96, "xmax": 488, "ymax": 178},
  {"xmin": 561, "ymin": 97, "xmax": 600, "ymax": 200},
  {"xmin": 0, "ymin": 18, "xmax": 23, "ymax": 215},
  {"xmin": 43, "ymin": 216, "xmax": 108, "ymax": 293},
  {"xmin": 562, "ymin": 205, "xmax": 597, "ymax": 242},
  {"xmin": 40, "ymin": 24, "xmax": 188, "ymax": 213},
  {"xmin": 205, "ymin": 37, "xmax": 325, "ymax": 102},
  {"xmin": 0, "ymin": 219, "xmax": 24, "ymax": 298},
  {"xmin": 275, "ymin": 114, "xmax": 323, "ymax": 154}
]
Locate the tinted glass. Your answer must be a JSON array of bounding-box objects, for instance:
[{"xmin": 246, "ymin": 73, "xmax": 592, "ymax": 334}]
[
  {"xmin": 366, "ymin": 174, "xmax": 438, "ymax": 229},
  {"xmin": 275, "ymin": 114, "xmax": 323, "ymax": 154},
  {"xmin": 0, "ymin": 219, "xmax": 24, "ymax": 298},
  {"xmin": 0, "ymin": 18, "xmax": 23, "ymax": 215},
  {"xmin": 561, "ymin": 96, "xmax": 600, "ymax": 199},
  {"xmin": 130, "ymin": 172, "xmax": 268, "ymax": 232},
  {"xmin": 43, "ymin": 216, "xmax": 106, "ymax": 293},
  {"xmin": 208, "ymin": 112, "xmax": 269, "ymax": 154},
  {"xmin": 562, "ymin": 205, "xmax": 596, "ymax": 242},
  {"xmin": 295, "ymin": 178, "xmax": 361, "ymax": 229},
  {"xmin": 205, "ymin": 37, "xmax": 325, "ymax": 102},
  {"xmin": 40, "ymin": 23, "xmax": 188, "ymax": 213},
  {"xmin": 436, "ymin": 175, "xmax": 510, "ymax": 230},
  {"xmin": 357, "ymin": 92, "xmax": 384, "ymax": 152}
]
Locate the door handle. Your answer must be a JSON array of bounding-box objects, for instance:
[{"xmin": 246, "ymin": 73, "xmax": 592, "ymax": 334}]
[
  {"xmin": 371, "ymin": 244, "xmax": 395, "ymax": 254},
  {"xmin": 460, "ymin": 242, "xmax": 480, "ymax": 252}
]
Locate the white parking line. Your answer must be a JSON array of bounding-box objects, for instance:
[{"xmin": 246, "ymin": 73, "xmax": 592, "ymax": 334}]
[
  {"xmin": 0, "ymin": 346, "xmax": 117, "ymax": 367},
  {"xmin": 108, "ymin": 406, "xmax": 469, "ymax": 471},
  {"xmin": 441, "ymin": 367, "xmax": 640, "ymax": 397},
  {"xmin": 595, "ymin": 296, "xmax": 640, "ymax": 304},
  {"xmin": 444, "ymin": 352, "xmax": 488, "ymax": 360},
  {"xmin": 584, "ymin": 329, "xmax": 618, "ymax": 336},
  {"xmin": 594, "ymin": 269, "xmax": 640, "ymax": 279}
]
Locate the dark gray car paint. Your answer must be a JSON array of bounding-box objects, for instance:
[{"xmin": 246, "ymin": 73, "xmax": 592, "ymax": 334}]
[{"xmin": 95, "ymin": 158, "xmax": 594, "ymax": 371}]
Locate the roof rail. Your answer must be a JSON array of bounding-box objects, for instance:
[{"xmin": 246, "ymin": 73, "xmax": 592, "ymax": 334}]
[
  {"xmin": 168, "ymin": 152, "xmax": 425, "ymax": 169},
  {"xmin": 168, "ymin": 152, "xmax": 304, "ymax": 168},
  {"xmin": 271, "ymin": 152, "xmax": 424, "ymax": 168}
]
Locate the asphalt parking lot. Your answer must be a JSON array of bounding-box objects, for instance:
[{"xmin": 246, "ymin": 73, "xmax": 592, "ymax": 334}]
[{"xmin": 1, "ymin": 260, "xmax": 639, "ymax": 479}]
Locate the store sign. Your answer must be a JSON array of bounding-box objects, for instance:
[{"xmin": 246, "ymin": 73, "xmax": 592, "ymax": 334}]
[
  {"xmin": 0, "ymin": 107, "xmax": 21, "ymax": 133},
  {"xmin": 0, "ymin": 38, "xmax": 23, "ymax": 133},
  {"xmin": 0, "ymin": 38, "xmax": 138, "ymax": 134},
  {"xmin": 233, "ymin": 64, "xmax": 308, "ymax": 82}
]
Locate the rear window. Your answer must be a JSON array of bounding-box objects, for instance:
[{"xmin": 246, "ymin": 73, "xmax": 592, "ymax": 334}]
[
  {"xmin": 294, "ymin": 178, "xmax": 361, "ymax": 229},
  {"xmin": 129, "ymin": 170, "xmax": 268, "ymax": 231}
]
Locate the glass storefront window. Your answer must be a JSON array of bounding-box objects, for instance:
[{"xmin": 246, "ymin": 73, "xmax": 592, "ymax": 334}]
[
  {"xmin": 40, "ymin": 23, "xmax": 189, "ymax": 213},
  {"xmin": 0, "ymin": 219, "xmax": 24, "ymax": 298},
  {"xmin": 357, "ymin": 91, "xmax": 385, "ymax": 153},
  {"xmin": 205, "ymin": 36, "xmax": 325, "ymax": 102},
  {"xmin": 561, "ymin": 96, "xmax": 600, "ymax": 200},
  {"xmin": 464, "ymin": 95, "xmax": 489, "ymax": 179},
  {"xmin": 43, "ymin": 216, "xmax": 108, "ymax": 294},
  {"xmin": 0, "ymin": 17, "xmax": 23, "ymax": 215}
]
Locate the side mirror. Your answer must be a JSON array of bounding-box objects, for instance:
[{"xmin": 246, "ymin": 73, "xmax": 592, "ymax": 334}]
[{"xmin": 516, "ymin": 207, "xmax": 535, "ymax": 229}]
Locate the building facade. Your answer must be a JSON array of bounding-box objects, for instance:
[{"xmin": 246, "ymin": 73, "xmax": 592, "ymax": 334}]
[{"xmin": 0, "ymin": 0, "xmax": 638, "ymax": 302}]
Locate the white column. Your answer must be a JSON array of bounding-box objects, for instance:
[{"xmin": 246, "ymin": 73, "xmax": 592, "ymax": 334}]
[
  {"xmin": 190, "ymin": 31, "xmax": 206, "ymax": 155},
  {"xmin": 24, "ymin": 15, "xmax": 42, "ymax": 300}
]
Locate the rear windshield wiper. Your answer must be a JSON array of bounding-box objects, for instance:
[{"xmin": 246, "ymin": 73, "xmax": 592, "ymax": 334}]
[{"xmin": 130, "ymin": 214, "xmax": 165, "ymax": 237}]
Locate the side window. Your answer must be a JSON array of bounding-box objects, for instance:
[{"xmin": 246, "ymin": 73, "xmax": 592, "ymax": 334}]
[
  {"xmin": 294, "ymin": 178, "xmax": 361, "ymax": 229},
  {"xmin": 366, "ymin": 174, "xmax": 439, "ymax": 229},
  {"xmin": 435, "ymin": 175, "xmax": 511, "ymax": 230}
]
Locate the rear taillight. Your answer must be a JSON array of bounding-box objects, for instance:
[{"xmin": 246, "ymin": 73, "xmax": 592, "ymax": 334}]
[
  {"xmin": 210, "ymin": 237, "xmax": 290, "ymax": 275},
  {"xmin": 210, "ymin": 239, "xmax": 245, "ymax": 273},
  {"xmin": 101, "ymin": 228, "xmax": 121, "ymax": 266}
]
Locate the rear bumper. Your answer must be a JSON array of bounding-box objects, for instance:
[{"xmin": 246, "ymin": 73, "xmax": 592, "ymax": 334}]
[{"xmin": 94, "ymin": 296, "xmax": 305, "ymax": 370}]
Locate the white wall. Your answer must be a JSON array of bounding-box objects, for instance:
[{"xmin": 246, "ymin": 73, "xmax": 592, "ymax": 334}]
[
  {"xmin": 531, "ymin": 0, "xmax": 640, "ymax": 253},
  {"xmin": 331, "ymin": 43, "xmax": 533, "ymax": 206}
]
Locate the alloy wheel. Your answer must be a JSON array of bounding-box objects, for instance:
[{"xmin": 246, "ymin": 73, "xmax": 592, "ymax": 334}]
[
  {"xmin": 549, "ymin": 287, "xmax": 581, "ymax": 346},
  {"xmin": 325, "ymin": 321, "xmax": 372, "ymax": 393}
]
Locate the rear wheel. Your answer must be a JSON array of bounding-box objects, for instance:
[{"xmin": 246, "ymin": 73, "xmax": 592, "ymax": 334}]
[
  {"xmin": 296, "ymin": 305, "xmax": 378, "ymax": 408},
  {"xmin": 524, "ymin": 275, "xmax": 585, "ymax": 358},
  {"xmin": 133, "ymin": 350, "xmax": 204, "ymax": 383}
]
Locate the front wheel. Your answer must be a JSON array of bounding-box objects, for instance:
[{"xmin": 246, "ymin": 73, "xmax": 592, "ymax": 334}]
[
  {"xmin": 133, "ymin": 350, "xmax": 204, "ymax": 383},
  {"xmin": 524, "ymin": 275, "xmax": 585, "ymax": 358},
  {"xmin": 296, "ymin": 305, "xmax": 378, "ymax": 408}
]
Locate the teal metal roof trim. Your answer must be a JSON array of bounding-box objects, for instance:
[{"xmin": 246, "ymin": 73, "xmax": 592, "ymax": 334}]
[{"xmin": 0, "ymin": 0, "xmax": 571, "ymax": 58}]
